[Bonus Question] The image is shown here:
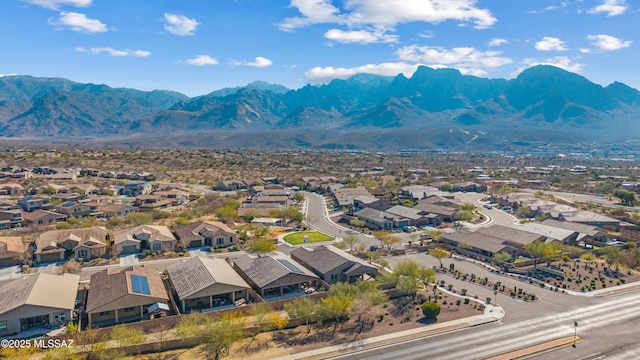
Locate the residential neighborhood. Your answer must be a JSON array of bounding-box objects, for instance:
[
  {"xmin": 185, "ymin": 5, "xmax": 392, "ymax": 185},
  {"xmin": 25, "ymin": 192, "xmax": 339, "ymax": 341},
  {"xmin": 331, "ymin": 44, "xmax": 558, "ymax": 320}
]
[{"xmin": 0, "ymin": 157, "xmax": 640, "ymax": 360}]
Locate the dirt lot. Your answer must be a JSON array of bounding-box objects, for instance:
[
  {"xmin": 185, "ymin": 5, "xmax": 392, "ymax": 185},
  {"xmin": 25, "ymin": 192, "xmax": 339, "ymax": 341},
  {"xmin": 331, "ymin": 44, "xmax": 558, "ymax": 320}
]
[{"xmin": 125, "ymin": 294, "xmax": 484, "ymax": 360}]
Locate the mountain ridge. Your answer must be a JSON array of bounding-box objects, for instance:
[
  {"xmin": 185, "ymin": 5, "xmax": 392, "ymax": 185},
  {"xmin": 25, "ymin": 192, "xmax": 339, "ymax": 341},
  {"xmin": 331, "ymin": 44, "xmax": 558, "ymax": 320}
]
[{"xmin": 1, "ymin": 65, "xmax": 639, "ymax": 149}]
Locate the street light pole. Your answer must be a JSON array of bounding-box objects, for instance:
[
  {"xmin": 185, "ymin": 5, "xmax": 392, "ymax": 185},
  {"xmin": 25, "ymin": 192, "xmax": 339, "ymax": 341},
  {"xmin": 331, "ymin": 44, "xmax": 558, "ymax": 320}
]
[
  {"xmin": 494, "ymin": 290, "xmax": 498, "ymax": 305},
  {"xmin": 573, "ymin": 321, "xmax": 578, "ymax": 348}
]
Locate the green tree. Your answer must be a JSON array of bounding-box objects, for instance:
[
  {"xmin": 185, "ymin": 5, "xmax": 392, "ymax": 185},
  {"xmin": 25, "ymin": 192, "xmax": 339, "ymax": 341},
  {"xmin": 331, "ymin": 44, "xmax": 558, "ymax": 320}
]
[
  {"xmin": 101, "ymin": 188, "xmax": 115, "ymax": 196},
  {"xmin": 292, "ymin": 192, "xmax": 305, "ymax": 203},
  {"xmin": 56, "ymin": 222, "xmax": 73, "ymax": 230},
  {"xmin": 429, "ymin": 247, "xmax": 451, "ymax": 268},
  {"xmin": 455, "ymin": 210, "xmax": 474, "ymax": 221},
  {"xmin": 614, "ymin": 189, "xmax": 636, "ymax": 206},
  {"xmin": 381, "ymin": 235, "xmax": 401, "ymax": 250},
  {"xmin": 284, "ymin": 297, "xmax": 321, "ymax": 334},
  {"xmin": 110, "ymin": 324, "xmax": 146, "ymax": 355},
  {"xmin": 602, "ymin": 247, "xmax": 622, "ymax": 271},
  {"xmin": 321, "ymin": 294, "xmax": 353, "ymax": 336},
  {"xmin": 246, "ymin": 238, "xmax": 276, "ymax": 256},
  {"xmin": 343, "ymin": 234, "xmax": 360, "ymax": 251},
  {"xmin": 439, "ymin": 183, "xmax": 453, "ymax": 192},
  {"xmin": 125, "ymin": 212, "xmax": 153, "ymax": 226},
  {"xmin": 516, "ymin": 206, "xmax": 532, "ymax": 218},
  {"xmin": 42, "ymin": 186, "xmax": 57, "ymax": 195},
  {"xmin": 349, "ymin": 218, "xmax": 366, "ymax": 228},
  {"xmin": 523, "ymin": 241, "xmax": 560, "ymax": 268},
  {"xmin": 390, "ymin": 259, "xmax": 436, "ymax": 297},
  {"xmin": 241, "ymin": 209, "xmax": 259, "ymax": 222},
  {"xmin": 373, "ymin": 230, "xmax": 390, "ymax": 248},
  {"xmin": 493, "ymin": 251, "xmax": 512, "ymax": 264},
  {"xmin": 364, "ymin": 250, "xmax": 381, "ymax": 264},
  {"xmin": 176, "ymin": 311, "xmax": 246, "ymax": 360},
  {"xmin": 215, "ymin": 205, "xmax": 238, "ymax": 222},
  {"xmin": 421, "ymin": 302, "xmax": 441, "ymax": 319},
  {"xmin": 459, "ymin": 203, "xmax": 477, "ymax": 211}
]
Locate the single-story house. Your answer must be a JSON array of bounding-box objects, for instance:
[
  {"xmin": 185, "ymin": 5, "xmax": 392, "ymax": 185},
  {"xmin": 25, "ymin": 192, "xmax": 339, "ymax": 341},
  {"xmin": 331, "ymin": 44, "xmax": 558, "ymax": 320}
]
[
  {"xmin": 413, "ymin": 202, "xmax": 458, "ymax": 223},
  {"xmin": 114, "ymin": 225, "xmax": 176, "ymax": 255},
  {"xmin": 0, "ymin": 183, "xmax": 24, "ymax": 196},
  {"xmin": 291, "ymin": 245, "xmax": 378, "ymax": 284},
  {"xmin": 35, "ymin": 227, "xmax": 109, "ymax": 263},
  {"xmin": 441, "ymin": 231, "xmax": 519, "ymax": 259},
  {"xmin": 21, "ymin": 210, "xmax": 67, "ymax": 226},
  {"xmin": 173, "ymin": 221, "xmax": 237, "ymax": 249},
  {"xmin": 384, "ymin": 205, "xmax": 434, "ymax": 227},
  {"xmin": 452, "ymin": 182, "xmax": 487, "ymax": 193},
  {"xmin": 215, "ymin": 180, "xmax": 247, "ymax": 192},
  {"xmin": 233, "ymin": 252, "xmax": 319, "ymax": 298},
  {"xmin": 353, "ymin": 208, "xmax": 394, "ymax": 230},
  {"xmin": 98, "ymin": 203, "xmax": 137, "ymax": 218},
  {"xmin": 167, "ymin": 256, "xmax": 250, "ymax": 313},
  {"xmin": 86, "ymin": 265, "xmax": 169, "ymax": 328},
  {"xmin": 0, "ymin": 273, "xmax": 79, "ymax": 336},
  {"xmin": 542, "ymin": 219, "xmax": 608, "ymax": 245}
]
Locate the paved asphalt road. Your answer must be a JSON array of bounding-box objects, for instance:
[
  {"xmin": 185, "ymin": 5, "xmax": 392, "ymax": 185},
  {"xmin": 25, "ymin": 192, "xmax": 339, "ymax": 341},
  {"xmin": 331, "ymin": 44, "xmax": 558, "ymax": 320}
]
[{"xmin": 326, "ymin": 290, "xmax": 640, "ymax": 360}]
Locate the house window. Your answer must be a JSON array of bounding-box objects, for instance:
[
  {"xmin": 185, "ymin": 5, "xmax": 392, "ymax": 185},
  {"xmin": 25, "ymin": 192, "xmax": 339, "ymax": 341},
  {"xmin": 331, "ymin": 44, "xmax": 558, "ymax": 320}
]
[
  {"xmin": 123, "ymin": 307, "xmax": 135, "ymax": 313},
  {"xmin": 0, "ymin": 321, "xmax": 6, "ymax": 332},
  {"xmin": 99, "ymin": 311, "xmax": 110, "ymax": 316},
  {"xmin": 153, "ymin": 243, "xmax": 162, "ymax": 251},
  {"xmin": 38, "ymin": 220, "xmax": 43, "ymax": 224},
  {"xmin": 78, "ymin": 250, "xmax": 87, "ymax": 259},
  {"xmin": 331, "ymin": 274, "xmax": 338, "ymax": 281},
  {"xmin": 217, "ymin": 238, "xmax": 224, "ymax": 245}
]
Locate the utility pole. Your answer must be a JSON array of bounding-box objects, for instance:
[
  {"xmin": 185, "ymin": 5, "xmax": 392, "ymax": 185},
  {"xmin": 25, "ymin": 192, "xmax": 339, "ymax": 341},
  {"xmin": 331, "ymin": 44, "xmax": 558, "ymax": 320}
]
[
  {"xmin": 494, "ymin": 290, "xmax": 498, "ymax": 305},
  {"xmin": 573, "ymin": 321, "xmax": 578, "ymax": 348}
]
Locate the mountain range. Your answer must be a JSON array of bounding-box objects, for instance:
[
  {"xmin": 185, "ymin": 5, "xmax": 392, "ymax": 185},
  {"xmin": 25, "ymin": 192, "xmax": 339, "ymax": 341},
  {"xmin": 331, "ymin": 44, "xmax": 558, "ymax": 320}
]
[{"xmin": 1, "ymin": 65, "xmax": 639, "ymax": 150}]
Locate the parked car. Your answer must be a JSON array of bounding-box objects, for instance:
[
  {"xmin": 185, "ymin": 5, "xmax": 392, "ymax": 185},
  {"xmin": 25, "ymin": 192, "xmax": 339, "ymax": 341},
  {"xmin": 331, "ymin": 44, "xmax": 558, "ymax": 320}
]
[
  {"xmin": 369, "ymin": 245, "xmax": 381, "ymax": 251},
  {"xmin": 483, "ymin": 204, "xmax": 493, "ymax": 209},
  {"xmin": 502, "ymin": 206, "xmax": 511, "ymax": 211}
]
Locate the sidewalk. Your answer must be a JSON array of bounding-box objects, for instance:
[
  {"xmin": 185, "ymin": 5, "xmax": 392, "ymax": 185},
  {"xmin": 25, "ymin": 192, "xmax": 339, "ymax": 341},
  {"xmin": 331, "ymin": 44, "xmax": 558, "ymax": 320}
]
[
  {"xmin": 487, "ymin": 336, "xmax": 579, "ymax": 360},
  {"xmin": 274, "ymin": 301, "xmax": 504, "ymax": 360}
]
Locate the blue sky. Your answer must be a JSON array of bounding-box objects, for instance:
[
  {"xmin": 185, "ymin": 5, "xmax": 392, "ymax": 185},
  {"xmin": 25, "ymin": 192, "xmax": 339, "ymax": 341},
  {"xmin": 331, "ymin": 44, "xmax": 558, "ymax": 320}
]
[{"xmin": 0, "ymin": 0, "xmax": 637, "ymax": 96}]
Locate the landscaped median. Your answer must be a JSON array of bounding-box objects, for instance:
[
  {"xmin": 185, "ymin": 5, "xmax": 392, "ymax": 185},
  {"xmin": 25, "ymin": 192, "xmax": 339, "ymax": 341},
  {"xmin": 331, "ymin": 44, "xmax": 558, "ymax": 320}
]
[{"xmin": 283, "ymin": 231, "xmax": 334, "ymax": 245}]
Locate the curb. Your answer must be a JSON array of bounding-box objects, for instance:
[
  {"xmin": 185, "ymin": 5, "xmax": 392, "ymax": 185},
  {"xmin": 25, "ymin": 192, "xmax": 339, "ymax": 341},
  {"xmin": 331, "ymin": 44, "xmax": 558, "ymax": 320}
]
[{"xmin": 486, "ymin": 336, "xmax": 581, "ymax": 360}]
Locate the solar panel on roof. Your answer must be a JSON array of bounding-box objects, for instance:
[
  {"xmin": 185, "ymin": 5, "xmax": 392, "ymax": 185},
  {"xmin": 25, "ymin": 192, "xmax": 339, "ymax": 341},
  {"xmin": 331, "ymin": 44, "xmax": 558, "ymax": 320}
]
[
  {"xmin": 278, "ymin": 259, "xmax": 304, "ymax": 274},
  {"xmin": 131, "ymin": 274, "xmax": 151, "ymax": 295}
]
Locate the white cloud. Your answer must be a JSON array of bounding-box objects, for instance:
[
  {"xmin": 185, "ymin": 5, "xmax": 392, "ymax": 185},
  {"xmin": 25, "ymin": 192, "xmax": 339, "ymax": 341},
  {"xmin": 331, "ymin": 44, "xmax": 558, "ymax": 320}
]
[
  {"xmin": 488, "ymin": 38, "xmax": 508, "ymax": 47},
  {"xmin": 76, "ymin": 47, "xmax": 150, "ymax": 57},
  {"xmin": 587, "ymin": 34, "xmax": 632, "ymax": 51},
  {"xmin": 163, "ymin": 13, "xmax": 200, "ymax": 36},
  {"xmin": 229, "ymin": 57, "xmax": 274, "ymax": 68},
  {"xmin": 528, "ymin": 1, "xmax": 570, "ymax": 14},
  {"xmin": 396, "ymin": 45, "xmax": 513, "ymax": 72},
  {"xmin": 514, "ymin": 56, "xmax": 585, "ymax": 76},
  {"xmin": 21, "ymin": 0, "xmax": 91, "ymax": 10},
  {"xmin": 305, "ymin": 62, "xmax": 421, "ymax": 83},
  {"xmin": 279, "ymin": 0, "xmax": 497, "ymax": 32},
  {"xmin": 418, "ymin": 30, "xmax": 434, "ymax": 39},
  {"xmin": 324, "ymin": 28, "xmax": 398, "ymax": 44},
  {"xmin": 278, "ymin": 0, "xmax": 344, "ymax": 31},
  {"xmin": 579, "ymin": 48, "xmax": 592, "ymax": 53},
  {"xmin": 246, "ymin": 57, "xmax": 273, "ymax": 68},
  {"xmin": 50, "ymin": 11, "xmax": 107, "ymax": 33},
  {"xmin": 185, "ymin": 55, "xmax": 218, "ymax": 66},
  {"xmin": 535, "ymin": 37, "xmax": 568, "ymax": 51},
  {"xmin": 0, "ymin": 73, "xmax": 18, "ymax": 77},
  {"xmin": 588, "ymin": 0, "xmax": 628, "ymax": 16}
]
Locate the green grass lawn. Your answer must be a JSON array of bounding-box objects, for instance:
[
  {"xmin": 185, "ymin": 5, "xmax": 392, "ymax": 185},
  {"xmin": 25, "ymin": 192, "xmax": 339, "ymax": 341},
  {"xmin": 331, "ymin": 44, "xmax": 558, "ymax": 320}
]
[{"xmin": 283, "ymin": 231, "xmax": 334, "ymax": 245}]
